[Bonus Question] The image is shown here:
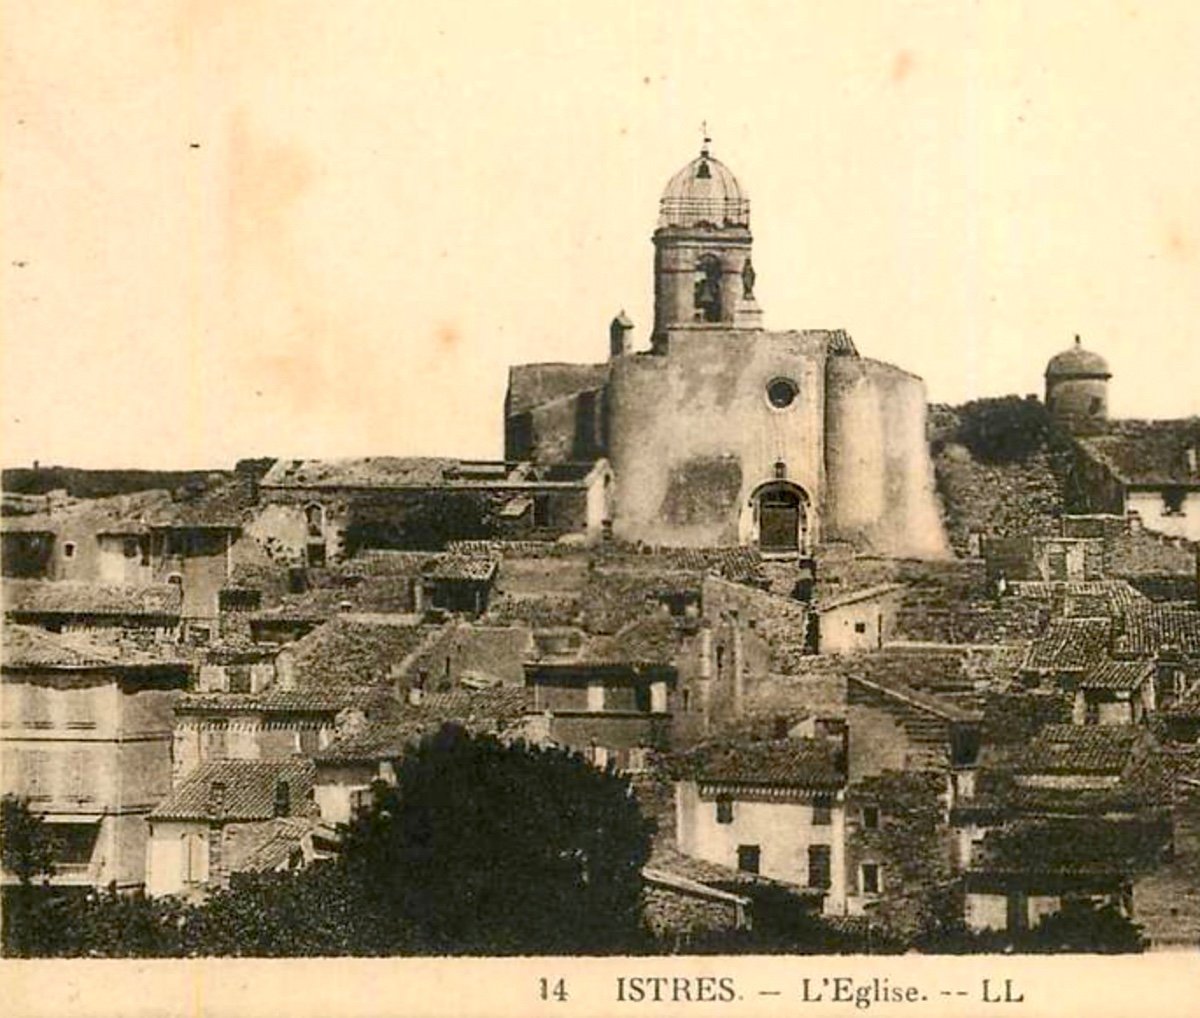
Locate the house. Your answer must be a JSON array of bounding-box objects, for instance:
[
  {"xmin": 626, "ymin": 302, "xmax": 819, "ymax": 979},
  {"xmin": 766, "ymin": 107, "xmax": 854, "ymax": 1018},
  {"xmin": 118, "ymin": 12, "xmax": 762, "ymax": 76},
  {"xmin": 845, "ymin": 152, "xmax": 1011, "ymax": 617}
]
[
  {"xmin": 145, "ymin": 758, "xmax": 318, "ymax": 897},
  {"xmin": 0, "ymin": 520, "xmax": 57, "ymax": 578},
  {"xmin": 254, "ymin": 456, "xmax": 614, "ymax": 564},
  {"xmin": 311, "ymin": 687, "xmax": 534, "ymax": 824},
  {"xmin": 523, "ymin": 618, "xmax": 678, "ymax": 771},
  {"xmin": 1112, "ymin": 603, "xmax": 1200, "ymax": 708},
  {"xmin": 809, "ymin": 583, "xmax": 905, "ymax": 655},
  {"xmin": 1070, "ymin": 659, "xmax": 1156, "ymax": 726},
  {"xmin": 673, "ymin": 737, "xmax": 848, "ymax": 914},
  {"xmin": 413, "ymin": 555, "xmax": 499, "ymax": 617},
  {"xmin": 1068, "ymin": 419, "xmax": 1200, "ymax": 541},
  {"xmin": 2, "ymin": 579, "xmax": 182, "ymax": 638},
  {"xmin": 962, "ymin": 724, "xmax": 1171, "ymax": 933},
  {"xmin": 0, "ymin": 625, "xmax": 191, "ymax": 890},
  {"xmin": 170, "ymin": 687, "xmax": 382, "ymax": 782},
  {"xmin": 1020, "ymin": 617, "xmax": 1112, "ymax": 688}
]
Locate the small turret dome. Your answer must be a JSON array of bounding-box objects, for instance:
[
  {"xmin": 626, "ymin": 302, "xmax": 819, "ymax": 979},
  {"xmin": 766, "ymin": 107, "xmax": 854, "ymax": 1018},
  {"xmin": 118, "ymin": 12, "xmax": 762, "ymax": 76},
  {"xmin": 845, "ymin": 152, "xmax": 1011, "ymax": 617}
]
[
  {"xmin": 658, "ymin": 141, "xmax": 749, "ymax": 229},
  {"xmin": 1045, "ymin": 336, "xmax": 1110, "ymax": 379}
]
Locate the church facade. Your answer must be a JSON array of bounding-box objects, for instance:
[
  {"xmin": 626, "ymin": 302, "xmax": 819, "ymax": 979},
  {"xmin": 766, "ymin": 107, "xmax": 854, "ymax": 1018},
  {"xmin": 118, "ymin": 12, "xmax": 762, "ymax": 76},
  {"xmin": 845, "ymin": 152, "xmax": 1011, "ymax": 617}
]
[{"xmin": 506, "ymin": 143, "xmax": 948, "ymax": 559}]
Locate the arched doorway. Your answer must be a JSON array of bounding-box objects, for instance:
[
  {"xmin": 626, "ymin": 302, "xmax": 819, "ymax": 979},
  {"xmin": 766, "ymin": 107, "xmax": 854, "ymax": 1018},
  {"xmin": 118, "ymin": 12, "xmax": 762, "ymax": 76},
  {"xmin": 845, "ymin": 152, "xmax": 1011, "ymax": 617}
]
[{"xmin": 746, "ymin": 481, "xmax": 810, "ymax": 555}]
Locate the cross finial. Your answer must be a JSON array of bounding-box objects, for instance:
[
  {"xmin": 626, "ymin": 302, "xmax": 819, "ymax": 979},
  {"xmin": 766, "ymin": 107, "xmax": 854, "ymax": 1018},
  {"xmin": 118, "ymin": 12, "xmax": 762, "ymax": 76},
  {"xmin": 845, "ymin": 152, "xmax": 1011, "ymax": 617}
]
[
  {"xmin": 1075, "ymin": 334, "xmax": 1082, "ymax": 346},
  {"xmin": 701, "ymin": 120, "xmax": 711, "ymax": 157}
]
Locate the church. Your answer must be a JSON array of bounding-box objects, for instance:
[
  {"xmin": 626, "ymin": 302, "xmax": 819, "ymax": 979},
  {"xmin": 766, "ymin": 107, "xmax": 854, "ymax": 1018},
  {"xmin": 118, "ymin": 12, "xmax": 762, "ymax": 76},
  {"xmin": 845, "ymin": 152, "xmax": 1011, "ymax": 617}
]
[{"xmin": 505, "ymin": 141, "xmax": 948, "ymax": 559}]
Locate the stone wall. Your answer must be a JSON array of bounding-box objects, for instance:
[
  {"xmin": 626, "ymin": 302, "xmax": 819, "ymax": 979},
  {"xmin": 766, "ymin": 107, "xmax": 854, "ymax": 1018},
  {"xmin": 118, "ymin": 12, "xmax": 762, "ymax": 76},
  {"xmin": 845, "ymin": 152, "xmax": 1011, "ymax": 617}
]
[
  {"xmin": 607, "ymin": 330, "xmax": 829, "ymax": 547},
  {"xmin": 824, "ymin": 357, "xmax": 948, "ymax": 559}
]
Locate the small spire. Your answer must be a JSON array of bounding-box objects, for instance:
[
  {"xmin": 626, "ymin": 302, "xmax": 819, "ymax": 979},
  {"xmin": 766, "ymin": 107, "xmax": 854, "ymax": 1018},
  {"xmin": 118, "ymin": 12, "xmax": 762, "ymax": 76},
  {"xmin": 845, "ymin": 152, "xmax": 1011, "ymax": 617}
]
[
  {"xmin": 1074, "ymin": 334, "xmax": 1082, "ymax": 346},
  {"xmin": 700, "ymin": 119, "xmax": 711, "ymax": 158}
]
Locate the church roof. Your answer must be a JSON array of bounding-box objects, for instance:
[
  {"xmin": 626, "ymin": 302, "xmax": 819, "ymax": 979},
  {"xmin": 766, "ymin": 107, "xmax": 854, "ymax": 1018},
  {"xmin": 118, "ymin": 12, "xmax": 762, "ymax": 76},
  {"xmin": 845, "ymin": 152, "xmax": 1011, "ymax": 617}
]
[
  {"xmin": 1045, "ymin": 337, "xmax": 1110, "ymax": 379},
  {"xmin": 659, "ymin": 144, "xmax": 750, "ymax": 229}
]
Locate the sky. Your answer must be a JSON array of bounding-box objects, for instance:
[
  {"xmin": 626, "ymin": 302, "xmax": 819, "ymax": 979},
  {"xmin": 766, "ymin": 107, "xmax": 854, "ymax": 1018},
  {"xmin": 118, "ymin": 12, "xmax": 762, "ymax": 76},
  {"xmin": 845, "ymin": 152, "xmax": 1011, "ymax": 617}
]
[{"xmin": 2, "ymin": 1, "xmax": 1198, "ymax": 469}]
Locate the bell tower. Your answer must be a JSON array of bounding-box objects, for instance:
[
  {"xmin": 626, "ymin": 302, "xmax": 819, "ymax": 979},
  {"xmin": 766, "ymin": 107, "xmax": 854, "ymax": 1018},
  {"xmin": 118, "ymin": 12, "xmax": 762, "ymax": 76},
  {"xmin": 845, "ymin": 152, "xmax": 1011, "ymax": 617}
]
[{"xmin": 652, "ymin": 133, "xmax": 762, "ymax": 349}]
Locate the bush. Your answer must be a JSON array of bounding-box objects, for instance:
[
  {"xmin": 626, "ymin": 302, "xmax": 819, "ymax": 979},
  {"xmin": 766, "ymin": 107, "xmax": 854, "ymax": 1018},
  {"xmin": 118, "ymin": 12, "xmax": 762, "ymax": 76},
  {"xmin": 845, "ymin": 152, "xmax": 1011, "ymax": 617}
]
[{"xmin": 956, "ymin": 396, "xmax": 1051, "ymax": 464}]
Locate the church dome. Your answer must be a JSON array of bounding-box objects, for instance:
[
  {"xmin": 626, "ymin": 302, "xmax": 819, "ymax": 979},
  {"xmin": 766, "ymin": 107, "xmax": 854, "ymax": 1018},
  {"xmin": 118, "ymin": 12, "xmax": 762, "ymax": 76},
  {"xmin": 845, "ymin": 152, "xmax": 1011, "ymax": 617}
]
[
  {"xmin": 658, "ymin": 143, "xmax": 750, "ymax": 229},
  {"xmin": 1045, "ymin": 336, "xmax": 1110, "ymax": 379}
]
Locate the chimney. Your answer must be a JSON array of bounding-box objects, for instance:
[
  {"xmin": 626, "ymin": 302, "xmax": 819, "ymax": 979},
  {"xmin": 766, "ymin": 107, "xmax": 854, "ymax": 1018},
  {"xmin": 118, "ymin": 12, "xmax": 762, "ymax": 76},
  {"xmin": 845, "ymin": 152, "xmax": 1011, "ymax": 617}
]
[
  {"xmin": 273, "ymin": 780, "xmax": 290, "ymax": 818},
  {"xmin": 814, "ymin": 717, "xmax": 849, "ymax": 778},
  {"xmin": 207, "ymin": 780, "xmax": 227, "ymax": 818}
]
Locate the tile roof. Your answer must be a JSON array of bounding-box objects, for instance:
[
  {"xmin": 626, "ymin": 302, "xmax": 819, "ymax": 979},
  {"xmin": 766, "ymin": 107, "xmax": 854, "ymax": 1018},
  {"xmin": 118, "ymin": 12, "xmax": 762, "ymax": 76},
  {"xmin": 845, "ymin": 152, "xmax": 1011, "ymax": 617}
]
[
  {"xmin": 970, "ymin": 816, "xmax": 1166, "ymax": 875},
  {"xmin": 422, "ymin": 555, "xmax": 499, "ymax": 583},
  {"xmin": 579, "ymin": 616, "xmax": 679, "ymax": 668},
  {"xmin": 282, "ymin": 617, "xmax": 437, "ymax": 690},
  {"xmin": 1, "ymin": 624, "xmax": 190, "ymax": 671},
  {"xmin": 1022, "ymin": 617, "xmax": 1112, "ymax": 673},
  {"xmin": 175, "ymin": 687, "xmax": 380, "ymax": 714},
  {"xmin": 314, "ymin": 687, "xmax": 533, "ymax": 763},
  {"xmin": 1017, "ymin": 724, "xmax": 1143, "ymax": 775},
  {"xmin": 1114, "ymin": 604, "xmax": 1200, "ymax": 658},
  {"xmin": 222, "ymin": 817, "xmax": 319, "ymax": 873},
  {"xmin": 149, "ymin": 758, "xmax": 316, "ymax": 822},
  {"xmin": 1077, "ymin": 419, "xmax": 1200, "ymax": 487},
  {"xmin": 814, "ymin": 583, "xmax": 905, "ymax": 613},
  {"xmin": 0, "ymin": 490, "xmax": 171, "ymax": 536},
  {"xmin": 1009, "ymin": 580, "xmax": 1148, "ymax": 617},
  {"xmin": 3, "ymin": 580, "xmax": 182, "ymax": 618},
  {"xmin": 675, "ymin": 738, "xmax": 845, "ymax": 790},
  {"xmin": 1079, "ymin": 658, "xmax": 1154, "ymax": 690},
  {"xmin": 261, "ymin": 456, "xmax": 461, "ymax": 488}
]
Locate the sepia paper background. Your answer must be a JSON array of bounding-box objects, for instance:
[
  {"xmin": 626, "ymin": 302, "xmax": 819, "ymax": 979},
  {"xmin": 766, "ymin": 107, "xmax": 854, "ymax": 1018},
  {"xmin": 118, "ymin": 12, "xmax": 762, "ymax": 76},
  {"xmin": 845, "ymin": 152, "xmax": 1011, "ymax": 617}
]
[{"xmin": 2, "ymin": 0, "xmax": 1199, "ymax": 1014}]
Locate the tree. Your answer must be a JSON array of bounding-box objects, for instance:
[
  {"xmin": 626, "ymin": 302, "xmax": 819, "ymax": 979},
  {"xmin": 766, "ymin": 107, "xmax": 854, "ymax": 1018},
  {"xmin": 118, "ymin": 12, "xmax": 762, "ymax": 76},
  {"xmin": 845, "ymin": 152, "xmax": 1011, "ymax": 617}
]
[
  {"xmin": 1, "ymin": 795, "xmax": 57, "ymax": 886},
  {"xmin": 340, "ymin": 724, "xmax": 654, "ymax": 954},
  {"xmin": 1025, "ymin": 898, "xmax": 1145, "ymax": 953},
  {"xmin": 956, "ymin": 396, "xmax": 1051, "ymax": 464},
  {"xmin": 1, "ymin": 795, "xmax": 59, "ymax": 956}
]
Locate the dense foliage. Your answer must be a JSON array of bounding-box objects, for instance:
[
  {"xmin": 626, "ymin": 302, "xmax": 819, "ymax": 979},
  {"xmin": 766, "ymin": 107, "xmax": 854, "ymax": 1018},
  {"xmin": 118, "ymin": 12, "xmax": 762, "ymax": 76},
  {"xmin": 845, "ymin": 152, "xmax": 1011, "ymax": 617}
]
[
  {"xmin": 341, "ymin": 724, "xmax": 654, "ymax": 953},
  {"xmin": 2, "ymin": 727, "xmax": 654, "ymax": 957},
  {"xmin": 343, "ymin": 491, "xmax": 497, "ymax": 553},
  {"xmin": 955, "ymin": 396, "xmax": 1052, "ymax": 464}
]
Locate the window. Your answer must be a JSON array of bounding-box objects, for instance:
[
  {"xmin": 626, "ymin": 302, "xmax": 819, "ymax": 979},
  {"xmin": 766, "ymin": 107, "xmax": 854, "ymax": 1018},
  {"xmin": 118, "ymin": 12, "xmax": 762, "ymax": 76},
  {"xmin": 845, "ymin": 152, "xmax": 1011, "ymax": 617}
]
[
  {"xmin": 808, "ymin": 845, "xmax": 831, "ymax": 889},
  {"xmin": 860, "ymin": 862, "xmax": 881, "ymax": 895},
  {"xmin": 766, "ymin": 377, "xmax": 798, "ymax": 409},
  {"xmin": 203, "ymin": 723, "xmax": 228, "ymax": 761},
  {"xmin": 228, "ymin": 667, "xmax": 251, "ymax": 694},
  {"xmin": 66, "ymin": 691, "xmax": 95, "ymax": 730},
  {"xmin": 853, "ymin": 621, "xmax": 867, "ymax": 634},
  {"xmin": 122, "ymin": 537, "xmax": 139, "ymax": 558},
  {"xmin": 22, "ymin": 685, "xmax": 52, "ymax": 729},
  {"xmin": 181, "ymin": 833, "xmax": 207, "ymax": 885},
  {"xmin": 304, "ymin": 503, "xmax": 325, "ymax": 538},
  {"xmin": 25, "ymin": 751, "xmax": 50, "ymax": 800},
  {"xmin": 63, "ymin": 542, "xmax": 76, "ymax": 559},
  {"xmin": 1089, "ymin": 396, "xmax": 1103, "ymax": 415},
  {"xmin": 812, "ymin": 797, "xmax": 832, "ymax": 825},
  {"xmin": 67, "ymin": 750, "xmax": 93, "ymax": 803},
  {"xmin": 716, "ymin": 796, "xmax": 734, "ymax": 824},
  {"xmin": 54, "ymin": 823, "xmax": 99, "ymax": 866},
  {"xmin": 1162, "ymin": 488, "xmax": 1186, "ymax": 516},
  {"xmin": 862, "ymin": 806, "xmax": 880, "ymax": 830},
  {"xmin": 736, "ymin": 844, "xmax": 761, "ymax": 874},
  {"xmin": 306, "ymin": 542, "xmax": 326, "ymax": 567},
  {"xmin": 682, "ymin": 688, "xmax": 691, "ymax": 712},
  {"xmin": 694, "ymin": 254, "xmax": 723, "ymax": 322},
  {"xmin": 167, "ymin": 573, "xmax": 183, "ymax": 586},
  {"xmin": 532, "ymin": 495, "xmax": 552, "ymax": 528}
]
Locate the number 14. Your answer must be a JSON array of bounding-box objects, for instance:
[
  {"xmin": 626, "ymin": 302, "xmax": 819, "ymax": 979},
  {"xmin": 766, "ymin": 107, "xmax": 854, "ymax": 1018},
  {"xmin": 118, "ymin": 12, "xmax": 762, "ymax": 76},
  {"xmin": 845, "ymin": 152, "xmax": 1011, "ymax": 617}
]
[{"xmin": 539, "ymin": 978, "xmax": 568, "ymax": 1002}]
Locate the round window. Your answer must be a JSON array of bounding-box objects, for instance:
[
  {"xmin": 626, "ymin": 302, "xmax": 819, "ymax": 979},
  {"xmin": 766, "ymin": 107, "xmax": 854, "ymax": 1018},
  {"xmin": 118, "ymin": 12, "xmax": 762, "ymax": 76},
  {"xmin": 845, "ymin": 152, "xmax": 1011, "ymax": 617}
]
[{"xmin": 766, "ymin": 377, "xmax": 798, "ymax": 409}]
